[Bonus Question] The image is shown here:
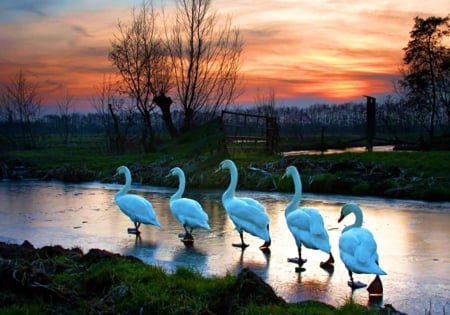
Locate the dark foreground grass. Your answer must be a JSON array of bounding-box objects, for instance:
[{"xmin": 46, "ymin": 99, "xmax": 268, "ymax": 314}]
[{"xmin": 0, "ymin": 241, "xmax": 398, "ymax": 315}]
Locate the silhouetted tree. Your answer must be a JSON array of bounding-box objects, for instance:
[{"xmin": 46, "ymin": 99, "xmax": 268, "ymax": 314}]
[
  {"xmin": 91, "ymin": 74, "xmax": 124, "ymax": 151},
  {"xmin": 109, "ymin": 1, "xmax": 163, "ymax": 151},
  {"xmin": 57, "ymin": 91, "xmax": 74, "ymax": 145},
  {"xmin": 0, "ymin": 69, "xmax": 41, "ymax": 148},
  {"xmin": 399, "ymin": 14, "xmax": 450, "ymax": 143},
  {"xmin": 255, "ymin": 87, "xmax": 277, "ymax": 117},
  {"xmin": 165, "ymin": 0, "xmax": 243, "ymax": 132}
]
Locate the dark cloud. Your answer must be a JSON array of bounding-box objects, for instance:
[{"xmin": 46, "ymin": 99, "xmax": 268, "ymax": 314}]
[
  {"xmin": 71, "ymin": 25, "xmax": 92, "ymax": 37},
  {"xmin": 0, "ymin": 0, "xmax": 63, "ymax": 22}
]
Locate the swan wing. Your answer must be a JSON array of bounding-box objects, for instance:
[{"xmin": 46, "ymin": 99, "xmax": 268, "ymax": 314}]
[
  {"xmin": 286, "ymin": 210, "xmax": 311, "ymax": 233},
  {"xmin": 353, "ymin": 228, "xmax": 378, "ymax": 263},
  {"xmin": 339, "ymin": 229, "xmax": 361, "ymax": 255},
  {"xmin": 225, "ymin": 197, "xmax": 270, "ymax": 240},
  {"xmin": 226, "ymin": 198, "xmax": 269, "ymax": 226},
  {"xmin": 287, "ymin": 209, "xmax": 330, "ymax": 252},
  {"xmin": 170, "ymin": 198, "xmax": 210, "ymax": 230},
  {"xmin": 286, "ymin": 210, "xmax": 310, "ymax": 246},
  {"xmin": 115, "ymin": 194, "xmax": 161, "ymax": 227},
  {"xmin": 239, "ymin": 197, "xmax": 265, "ymax": 212},
  {"xmin": 339, "ymin": 228, "xmax": 386, "ymax": 275},
  {"xmin": 302, "ymin": 207, "xmax": 327, "ymax": 236}
]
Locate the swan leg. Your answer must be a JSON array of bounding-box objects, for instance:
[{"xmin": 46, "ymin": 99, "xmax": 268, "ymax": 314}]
[
  {"xmin": 259, "ymin": 224, "xmax": 271, "ymax": 251},
  {"xmin": 181, "ymin": 224, "xmax": 194, "ymax": 243},
  {"xmin": 319, "ymin": 253, "xmax": 335, "ymax": 269},
  {"xmin": 348, "ymin": 270, "xmax": 355, "ymax": 288},
  {"xmin": 347, "ymin": 270, "xmax": 366, "ymax": 289},
  {"xmin": 179, "ymin": 225, "xmax": 190, "ymax": 238},
  {"xmin": 259, "ymin": 240, "xmax": 271, "ymax": 251},
  {"xmin": 127, "ymin": 221, "xmax": 141, "ymax": 235},
  {"xmin": 288, "ymin": 246, "xmax": 307, "ymax": 265},
  {"xmin": 232, "ymin": 231, "xmax": 249, "ymax": 249}
]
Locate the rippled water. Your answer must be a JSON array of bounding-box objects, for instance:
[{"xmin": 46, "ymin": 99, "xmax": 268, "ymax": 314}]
[{"xmin": 0, "ymin": 180, "xmax": 449, "ymax": 314}]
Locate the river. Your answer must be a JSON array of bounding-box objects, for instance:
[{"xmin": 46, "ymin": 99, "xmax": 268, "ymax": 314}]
[{"xmin": 0, "ymin": 180, "xmax": 448, "ymax": 314}]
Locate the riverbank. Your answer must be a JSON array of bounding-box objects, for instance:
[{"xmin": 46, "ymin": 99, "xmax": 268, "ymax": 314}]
[
  {"xmin": 0, "ymin": 240, "xmax": 407, "ymax": 315},
  {"xmin": 2, "ymin": 150, "xmax": 450, "ymax": 201}
]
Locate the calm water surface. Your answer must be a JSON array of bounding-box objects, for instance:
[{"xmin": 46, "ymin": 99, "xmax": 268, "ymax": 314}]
[{"xmin": 0, "ymin": 180, "xmax": 449, "ymax": 314}]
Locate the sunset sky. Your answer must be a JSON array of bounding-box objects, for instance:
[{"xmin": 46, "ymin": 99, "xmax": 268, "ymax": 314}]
[{"xmin": 0, "ymin": 0, "xmax": 448, "ymax": 112}]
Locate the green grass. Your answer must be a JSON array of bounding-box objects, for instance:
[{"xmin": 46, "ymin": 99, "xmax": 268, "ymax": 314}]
[
  {"xmin": 2, "ymin": 124, "xmax": 449, "ymax": 200},
  {"xmin": 0, "ymin": 245, "xmax": 388, "ymax": 315},
  {"xmin": 306, "ymin": 151, "xmax": 450, "ymax": 178}
]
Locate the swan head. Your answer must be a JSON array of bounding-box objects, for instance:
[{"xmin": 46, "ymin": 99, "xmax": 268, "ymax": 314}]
[
  {"xmin": 283, "ymin": 165, "xmax": 298, "ymax": 179},
  {"xmin": 216, "ymin": 159, "xmax": 235, "ymax": 172},
  {"xmin": 338, "ymin": 203, "xmax": 362, "ymax": 223},
  {"xmin": 114, "ymin": 165, "xmax": 129, "ymax": 177},
  {"xmin": 167, "ymin": 167, "xmax": 183, "ymax": 177}
]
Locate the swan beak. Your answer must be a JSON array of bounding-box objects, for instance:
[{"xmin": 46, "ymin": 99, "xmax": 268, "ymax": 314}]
[
  {"xmin": 214, "ymin": 167, "xmax": 222, "ymax": 173},
  {"xmin": 338, "ymin": 213, "xmax": 345, "ymax": 223}
]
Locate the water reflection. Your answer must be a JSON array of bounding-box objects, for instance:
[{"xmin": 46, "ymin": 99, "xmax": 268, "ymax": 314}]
[{"xmin": 0, "ymin": 180, "xmax": 448, "ymax": 315}]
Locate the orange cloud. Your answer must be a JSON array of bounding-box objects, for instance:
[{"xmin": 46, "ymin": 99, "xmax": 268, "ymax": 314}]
[{"xmin": 0, "ymin": 0, "xmax": 448, "ymax": 111}]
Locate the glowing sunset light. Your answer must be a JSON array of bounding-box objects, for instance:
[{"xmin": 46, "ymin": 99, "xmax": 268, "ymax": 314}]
[{"xmin": 0, "ymin": 1, "xmax": 448, "ymax": 111}]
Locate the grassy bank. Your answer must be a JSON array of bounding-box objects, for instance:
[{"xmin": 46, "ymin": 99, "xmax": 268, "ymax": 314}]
[
  {"xmin": 0, "ymin": 241, "xmax": 403, "ymax": 315},
  {"xmin": 2, "ymin": 147, "xmax": 449, "ymax": 201},
  {"xmin": 1, "ymin": 120, "xmax": 449, "ymax": 201}
]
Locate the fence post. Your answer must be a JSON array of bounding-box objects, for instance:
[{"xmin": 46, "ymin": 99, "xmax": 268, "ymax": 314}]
[{"xmin": 365, "ymin": 96, "xmax": 376, "ymax": 152}]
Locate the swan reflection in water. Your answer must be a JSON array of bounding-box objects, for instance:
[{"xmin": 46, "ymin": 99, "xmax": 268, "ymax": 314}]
[
  {"xmin": 225, "ymin": 248, "xmax": 271, "ymax": 280},
  {"xmin": 171, "ymin": 246, "xmax": 209, "ymax": 273},
  {"xmin": 283, "ymin": 271, "xmax": 335, "ymax": 303},
  {"xmin": 122, "ymin": 235, "xmax": 160, "ymax": 261}
]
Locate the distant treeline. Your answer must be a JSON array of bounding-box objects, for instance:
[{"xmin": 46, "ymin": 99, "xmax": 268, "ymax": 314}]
[{"xmin": 1, "ymin": 96, "xmax": 448, "ymax": 152}]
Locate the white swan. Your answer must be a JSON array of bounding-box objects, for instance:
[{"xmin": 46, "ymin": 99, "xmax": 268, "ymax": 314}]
[
  {"xmin": 217, "ymin": 159, "xmax": 271, "ymax": 251},
  {"xmin": 114, "ymin": 165, "xmax": 162, "ymax": 234},
  {"xmin": 167, "ymin": 167, "xmax": 210, "ymax": 244},
  {"xmin": 338, "ymin": 203, "xmax": 387, "ymax": 295},
  {"xmin": 283, "ymin": 166, "xmax": 334, "ymax": 270}
]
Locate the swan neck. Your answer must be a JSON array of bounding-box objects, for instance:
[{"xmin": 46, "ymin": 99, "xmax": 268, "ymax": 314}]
[
  {"xmin": 286, "ymin": 172, "xmax": 302, "ymax": 216},
  {"xmin": 116, "ymin": 169, "xmax": 131, "ymax": 198},
  {"xmin": 353, "ymin": 207, "xmax": 363, "ymax": 227},
  {"xmin": 343, "ymin": 207, "xmax": 364, "ymax": 232},
  {"xmin": 223, "ymin": 164, "xmax": 237, "ymax": 201},
  {"xmin": 172, "ymin": 172, "xmax": 185, "ymax": 200}
]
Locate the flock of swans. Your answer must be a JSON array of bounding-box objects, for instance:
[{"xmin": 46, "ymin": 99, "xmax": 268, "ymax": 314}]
[{"xmin": 113, "ymin": 159, "xmax": 387, "ymax": 296}]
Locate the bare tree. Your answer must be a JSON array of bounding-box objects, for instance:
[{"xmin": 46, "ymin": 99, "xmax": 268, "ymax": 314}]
[
  {"xmin": 91, "ymin": 74, "xmax": 116, "ymax": 117},
  {"xmin": 109, "ymin": 1, "xmax": 163, "ymax": 151},
  {"xmin": 165, "ymin": 0, "xmax": 243, "ymax": 132},
  {"xmin": 1, "ymin": 69, "xmax": 41, "ymax": 148},
  {"xmin": 255, "ymin": 87, "xmax": 277, "ymax": 117},
  {"xmin": 57, "ymin": 91, "xmax": 74, "ymax": 145},
  {"xmin": 91, "ymin": 74, "xmax": 119, "ymax": 150}
]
